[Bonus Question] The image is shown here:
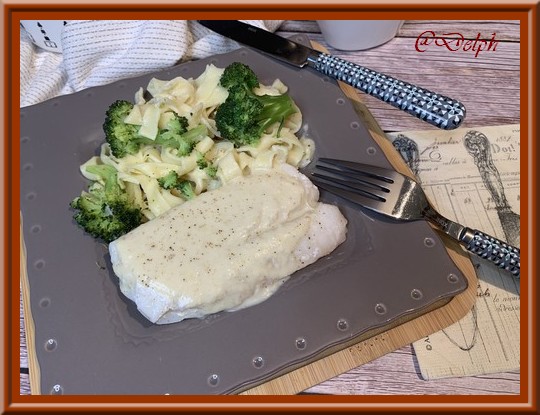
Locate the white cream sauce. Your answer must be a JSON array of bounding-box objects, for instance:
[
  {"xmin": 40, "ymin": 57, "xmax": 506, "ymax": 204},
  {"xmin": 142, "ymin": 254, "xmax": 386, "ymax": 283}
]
[{"xmin": 109, "ymin": 164, "xmax": 347, "ymax": 324}]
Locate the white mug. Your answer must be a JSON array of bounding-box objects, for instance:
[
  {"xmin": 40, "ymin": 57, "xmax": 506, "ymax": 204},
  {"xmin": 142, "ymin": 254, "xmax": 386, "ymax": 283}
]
[
  {"xmin": 20, "ymin": 20, "xmax": 66, "ymax": 53},
  {"xmin": 317, "ymin": 20, "xmax": 404, "ymax": 51}
]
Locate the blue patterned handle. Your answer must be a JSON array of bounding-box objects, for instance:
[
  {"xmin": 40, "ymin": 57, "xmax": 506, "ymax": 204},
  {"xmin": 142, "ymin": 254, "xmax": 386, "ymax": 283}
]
[
  {"xmin": 463, "ymin": 229, "xmax": 520, "ymax": 278},
  {"xmin": 307, "ymin": 52, "xmax": 466, "ymax": 130}
]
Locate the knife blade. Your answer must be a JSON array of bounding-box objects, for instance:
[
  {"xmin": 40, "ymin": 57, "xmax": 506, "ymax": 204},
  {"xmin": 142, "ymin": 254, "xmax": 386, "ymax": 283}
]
[{"xmin": 198, "ymin": 20, "xmax": 466, "ymax": 130}]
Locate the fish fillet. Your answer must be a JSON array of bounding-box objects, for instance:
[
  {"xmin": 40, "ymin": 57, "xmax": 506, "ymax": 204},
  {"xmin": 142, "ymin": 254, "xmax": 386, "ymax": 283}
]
[{"xmin": 109, "ymin": 164, "xmax": 347, "ymax": 324}]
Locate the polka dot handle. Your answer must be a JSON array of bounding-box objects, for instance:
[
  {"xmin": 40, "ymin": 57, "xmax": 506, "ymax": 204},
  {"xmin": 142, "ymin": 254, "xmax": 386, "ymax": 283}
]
[
  {"xmin": 307, "ymin": 53, "xmax": 466, "ymax": 130},
  {"xmin": 464, "ymin": 229, "xmax": 520, "ymax": 278}
]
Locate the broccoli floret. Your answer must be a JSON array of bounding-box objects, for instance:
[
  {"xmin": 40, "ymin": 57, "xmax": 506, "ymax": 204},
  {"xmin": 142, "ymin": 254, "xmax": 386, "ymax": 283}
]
[
  {"xmin": 70, "ymin": 164, "xmax": 143, "ymax": 243},
  {"xmin": 196, "ymin": 155, "xmax": 218, "ymax": 179},
  {"xmin": 103, "ymin": 100, "xmax": 154, "ymax": 158},
  {"xmin": 157, "ymin": 171, "xmax": 196, "ymax": 200},
  {"xmin": 104, "ymin": 102, "xmax": 206, "ymax": 158},
  {"xmin": 157, "ymin": 170, "xmax": 180, "ymax": 190},
  {"xmin": 176, "ymin": 180, "xmax": 196, "ymax": 200},
  {"xmin": 196, "ymin": 157, "xmax": 208, "ymax": 170},
  {"xmin": 205, "ymin": 165, "xmax": 218, "ymax": 179},
  {"xmin": 163, "ymin": 112, "xmax": 190, "ymax": 136},
  {"xmin": 155, "ymin": 112, "xmax": 207, "ymax": 157},
  {"xmin": 215, "ymin": 62, "xmax": 297, "ymax": 147},
  {"xmin": 154, "ymin": 112, "xmax": 189, "ymax": 144}
]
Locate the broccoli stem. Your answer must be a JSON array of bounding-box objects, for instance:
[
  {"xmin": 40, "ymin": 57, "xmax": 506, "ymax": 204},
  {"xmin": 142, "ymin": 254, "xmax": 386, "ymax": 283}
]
[
  {"xmin": 155, "ymin": 124, "xmax": 207, "ymax": 156},
  {"xmin": 86, "ymin": 164, "xmax": 119, "ymax": 194},
  {"xmin": 254, "ymin": 93, "xmax": 296, "ymax": 136}
]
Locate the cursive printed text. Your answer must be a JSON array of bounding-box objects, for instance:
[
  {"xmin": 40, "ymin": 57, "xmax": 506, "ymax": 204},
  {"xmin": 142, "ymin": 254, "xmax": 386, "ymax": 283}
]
[{"xmin": 415, "ymin": 31, "xmax": 499, "ymax": 58}]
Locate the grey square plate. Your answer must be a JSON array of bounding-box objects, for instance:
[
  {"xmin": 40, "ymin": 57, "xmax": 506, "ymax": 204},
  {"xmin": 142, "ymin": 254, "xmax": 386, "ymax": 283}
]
[{"xmin": 20, "ymin": 36, "xmax": 467, "ymax": 395}]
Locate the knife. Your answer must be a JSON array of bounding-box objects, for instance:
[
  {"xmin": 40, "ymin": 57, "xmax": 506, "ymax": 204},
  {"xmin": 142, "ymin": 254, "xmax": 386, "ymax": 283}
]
[{"xmin": 198, "ymin": 20, "xmax": 466, "ymax": 130}]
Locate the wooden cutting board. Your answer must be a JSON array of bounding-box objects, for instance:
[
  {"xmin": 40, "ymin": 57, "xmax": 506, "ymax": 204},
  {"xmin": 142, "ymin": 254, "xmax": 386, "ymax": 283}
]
[
  {"xmin": 240, "ymin": 46, "xmax": 478, "ymax": 394},
  {"xmin": 21, "ymin": 45, "xmax": 477, "ymax": 396}
]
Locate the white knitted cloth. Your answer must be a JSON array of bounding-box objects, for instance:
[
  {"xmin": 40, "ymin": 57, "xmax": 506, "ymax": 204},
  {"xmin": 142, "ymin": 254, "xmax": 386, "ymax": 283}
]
[{"xmin": 20, "ymin": 20, "xmax": 283, "ymax": 107}]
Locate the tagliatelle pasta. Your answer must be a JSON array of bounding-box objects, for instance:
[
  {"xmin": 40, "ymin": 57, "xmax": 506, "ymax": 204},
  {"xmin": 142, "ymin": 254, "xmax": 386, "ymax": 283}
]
[{"xmin": 80, "ymin": 63, "xmax": 315, "ymax": 221}]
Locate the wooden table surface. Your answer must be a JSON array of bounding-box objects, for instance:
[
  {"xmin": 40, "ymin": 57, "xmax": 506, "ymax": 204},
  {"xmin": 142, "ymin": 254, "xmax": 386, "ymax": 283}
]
[{"xmin": 20, "ymin": 20, "xmax": 521, "ymax": 395}]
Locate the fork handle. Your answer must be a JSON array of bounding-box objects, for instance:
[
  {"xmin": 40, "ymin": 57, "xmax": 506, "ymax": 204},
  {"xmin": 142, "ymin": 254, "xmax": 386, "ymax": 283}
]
[
  {"xmin": 461, "ymin": 228, "xmax": 520, "ymax": 278},
  {"xmin": 307, "ymin": 52, "xmax": 466, "ymax": 130}
]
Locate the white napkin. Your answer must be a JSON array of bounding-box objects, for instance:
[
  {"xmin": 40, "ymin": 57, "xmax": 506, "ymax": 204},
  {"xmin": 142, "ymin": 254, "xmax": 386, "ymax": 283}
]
[{"xmin": 20, "ymin": 20, "xmax": 284, "ymax": 108}]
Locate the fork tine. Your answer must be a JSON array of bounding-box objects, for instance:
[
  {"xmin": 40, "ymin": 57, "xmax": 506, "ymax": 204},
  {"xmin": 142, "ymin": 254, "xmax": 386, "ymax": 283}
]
[
  {"xmin": 312, "ymin": 168, "xmax": 388, "ymax": 202},
  {"xmin": 313, "ymin": 159, "xmax": 395, "ymax": 202},
  {"xmin": 317, "ymin": 158, "xmax": 396, "ymax": 183},
  {"xmin": 310, "ymin": 176, "xmax": 386, "ymax": 212}
]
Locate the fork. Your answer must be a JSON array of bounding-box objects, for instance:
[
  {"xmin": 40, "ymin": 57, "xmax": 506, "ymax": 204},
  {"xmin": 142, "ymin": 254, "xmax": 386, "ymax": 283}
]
[{"xmin": 310, "ymin": 158, "xmax": 520, "ymax": 278}]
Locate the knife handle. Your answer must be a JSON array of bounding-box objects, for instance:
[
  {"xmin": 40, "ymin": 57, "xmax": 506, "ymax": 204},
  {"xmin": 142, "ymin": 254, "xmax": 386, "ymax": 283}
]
[
  {"xmin": 307, "ymin": 52, "xmax": 466, "ymax": 130},
  {"xmin": 460, "ymin": 228, "xmax": 520, "ymax": 278}
]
